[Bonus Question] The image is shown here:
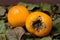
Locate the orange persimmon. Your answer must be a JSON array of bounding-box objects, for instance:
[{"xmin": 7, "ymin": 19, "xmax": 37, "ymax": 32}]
[
  {"xmin": 26, "ymin": 11, "xmax": 52, "ymax": 37},
  {"xmin": 8, "ymin": 6, "xmax": 29, "ymax": 28}
]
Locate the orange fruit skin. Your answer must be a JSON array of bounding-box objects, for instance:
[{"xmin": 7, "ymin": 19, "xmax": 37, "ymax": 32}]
[
  {"xmin": 26, "ymin": 11, "xmax": 52, "ymax": 37},
  {"xmin": 8, "ymin": 6, "xmax": 29, "ymax": 27}
]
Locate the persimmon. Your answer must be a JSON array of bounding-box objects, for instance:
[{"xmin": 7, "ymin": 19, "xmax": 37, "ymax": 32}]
[
  {"xmin": 8, "ymin": 6, "xmax": 29, "ymax": 28},
  {"xmin": 26, "ymin": 11, "xmax": 52, "ymax": 37}
]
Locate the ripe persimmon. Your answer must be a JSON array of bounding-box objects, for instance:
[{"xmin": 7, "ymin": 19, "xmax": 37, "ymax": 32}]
[
  {"xmin": 8, "ymin": 6, "xmax": 29, "ymax": 28},
  {"xmin": 26, "ymin": 11, "xmax": 52, "ymax": 37}
]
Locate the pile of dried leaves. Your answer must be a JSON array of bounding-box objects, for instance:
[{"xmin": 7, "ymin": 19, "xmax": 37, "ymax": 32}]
[{"xmin": 0, "ymin": 2, "xmax": 60, "ymax": 40}]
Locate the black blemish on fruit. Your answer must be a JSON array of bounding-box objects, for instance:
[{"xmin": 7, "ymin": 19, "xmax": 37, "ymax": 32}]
[{"xmin": 31, "ymin": 16, "xmax": 46, "ymax": 31}]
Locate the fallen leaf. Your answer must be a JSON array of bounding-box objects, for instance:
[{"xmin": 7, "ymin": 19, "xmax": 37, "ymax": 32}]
[
  {"xmin": 0, "ymin": 20, "xmax": 6, "ymax": 34},
  {"xmin": 13, "ymin": 27, "xmax": 25, "ymax": 40},
  {"xmin": 6, "ymin": 29, "xmax": 18, "ymax": 40},
  {"xmin": 0, "ymin": 34, "xmax": 6, "ymax": 40},
  {"xmin": 40, "ymin": 36, "xmax": 52, "ymax": 40},
  {"xmin": 0, "ymin": 6, "xmax": 6, "ymax": 17}
]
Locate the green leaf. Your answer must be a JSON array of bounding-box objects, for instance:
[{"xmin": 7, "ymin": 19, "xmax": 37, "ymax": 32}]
[
  {"xmin": 0, "ymin": 34, "xmax": 6, "ymax": 40},
  {"xmin": 0, "ymin": 6, "xmax": 6, "ymax": 16},
  {"xmin": 27, "ymin": 4, "xmax": 39, "ymax": 10},
  {"xmin": 55, "ymin": 23, "xmax": 60, "ymax": 33},
  {"xmin": 40, "ymin": 36, "xmax": 52, "ymax": 40},
  {"xmin": 53, "ymin": 39, "xmax": 60, "ymax": 40},
  {"xmin": 53, "ymin": 18, "xmax": 60, "ymax": 33},
  {"xmin": 53, "ymin": 18, "xmax": 60, "ymax": 25},
  {"xmin": 17, "ymin": 2, "xmax": 27, "ymax": 7},
  {"xmin": 0, "ymin": 20, "xmax": 6, "ymax": 34},
  {"xmin": 26, "ymin": 38, "xmax": 33, "ymax": 40},
  {"xmin": 5, "ymin": 22, "xmax": 10, "ymax": 29},
  {"xmin": 34, "ymin": 38, "xmax": 41, "ymax": 40},
  {"xmin": 7, "ymin": 6, "xmax": 13, "ymax": 10},
  {"xmin": 41, "ymin": 3, "xmax": 52, "ymax": 13}
]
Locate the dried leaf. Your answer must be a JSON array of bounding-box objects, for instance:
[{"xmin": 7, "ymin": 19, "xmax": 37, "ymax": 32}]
[
  {"xmin": 0, "ymin": 34, "xmax": 6, "ymax": 40},
  {"xmin": 51, "ymin": 5, "xmax": 58, "ymax": 12},
  {"xmin": 56, "ymin": 8, "xmax": 60, "ymax": 13},
  {"xmin": 0, "ymin": 6, "xmax": 6, "ymax": 17},
  {"xmin": 51, "ymin": 4, "xmax": 60, "ymax": 14},
  {"xmin": 0, "ymin": 20, "xmax": 6, "ymax": 34},
  {"xmin": 56, "ymin": 4, "xmax": 60, "ymax": 13},
  {"xmin": 13, "ymin": 27, "xmax": 25, "ymax": 40},
  {"xmin": 6, "ymin": 29, "xmax": 18, "ymax": 40},
  {"xmin": 2, "ymin": 13, "xmax": 7, "ymax": 21}
]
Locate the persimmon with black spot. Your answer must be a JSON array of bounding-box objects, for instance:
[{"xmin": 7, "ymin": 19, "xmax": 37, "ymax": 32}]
[{"xmin": 25, "ymin": 11, "xmax": 52, "ymax": 37}]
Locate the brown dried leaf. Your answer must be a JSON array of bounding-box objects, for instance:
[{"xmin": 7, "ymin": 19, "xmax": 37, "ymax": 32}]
[
  {"xmin": 0, "ymin": 6, "xmax": 6, "ymax": 17},
  {"xmin": 13, "ymin": 27, "xmax": 25, "ymax": 40},
  {"xmin": 0, "ymin": 34, "xmax": 6, "ymax": 40},
  {"xmin": 6, "ymin": 29, "xmax": 17, "ymax": 40}
]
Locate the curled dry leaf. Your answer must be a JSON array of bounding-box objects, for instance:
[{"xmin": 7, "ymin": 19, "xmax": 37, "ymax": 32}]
[
  {"xmin": 0, "ymin": 34, "xmax": 6, "ymax": 40},
  {"xmin": 0, "ymin": 6, "xmax": 6, "ymax": 17},
  {"xmin": 13, "ymin": 27, "xmax": 25, "ymax": 40},
  {"xmin": 6, "ymin": 27, "xmax": 25, "ymax": 40},
  {"xmin": 2, "ymin": 13, "xmax": 8, "ymax": 21},
  {"xmin": 6, "ymin": 29, "xmax": 17, "ymax": 40}
]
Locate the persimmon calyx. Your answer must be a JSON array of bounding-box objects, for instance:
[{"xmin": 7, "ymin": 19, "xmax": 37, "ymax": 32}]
[{"xmin": 31, "ymin": 16, "xmax": 46, "ymax": 31}]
